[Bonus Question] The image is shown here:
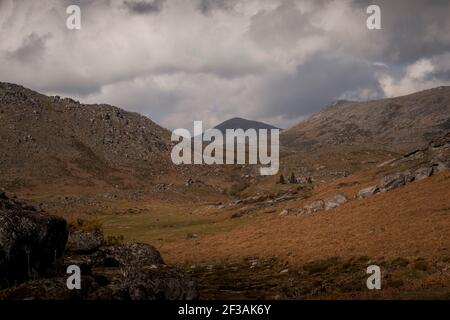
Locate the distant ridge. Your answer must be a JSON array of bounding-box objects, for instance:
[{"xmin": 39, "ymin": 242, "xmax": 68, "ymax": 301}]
[{"xmin": 281, "ymin": 86, "xmax": 450, "ymax": 152}]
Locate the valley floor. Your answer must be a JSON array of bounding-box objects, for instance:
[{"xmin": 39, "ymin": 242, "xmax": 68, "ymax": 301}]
[
  {"xmin": 11, "ymin": 171, "xmax": 450, "ymax": 299},
  {"xmin": 45, "ymin": 170, "xmax": 450, "ymax": 299}
]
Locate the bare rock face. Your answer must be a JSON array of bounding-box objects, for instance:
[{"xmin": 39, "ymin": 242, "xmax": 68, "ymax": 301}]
[{"xmin": 0, "ymin": 193, "xmax": 68, "ymax": 288}]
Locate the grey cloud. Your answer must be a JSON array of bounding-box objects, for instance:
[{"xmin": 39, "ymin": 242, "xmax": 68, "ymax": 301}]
[
  {"xmin": 123, "ymin": 0, "xmax": 166, "ymax": 14},
  {"xmin": 248, "ymin": 0, "xmax": 323, "ymax": 49},
  {"xmin": 353, "ymin": 0, "xmax": 450, "ymax": 64},
  {"xmin": 6, "ymin": 33, "xmax": 51, "ymax": 64},
  {"xmin": 197, "ymin": 0, "xmax": 238, "ymax": 14},
  {"xmin": 257, "ymin": 54, "xmax": 384, "ymax": 121}
]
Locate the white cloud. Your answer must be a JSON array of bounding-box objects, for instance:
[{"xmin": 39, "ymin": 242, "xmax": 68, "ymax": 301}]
[{"xmin": 380, "ymin": 54, "xmax": 450, "ymax": 97}]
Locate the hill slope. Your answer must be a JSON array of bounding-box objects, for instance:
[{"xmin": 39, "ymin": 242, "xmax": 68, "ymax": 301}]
[
  {"xmin": 0, "ymin": 82, "xmax": 172, "ymax": 189},
  {"xmin": 282, "ymin": 87, "xmax": 450, "ymax": 153}
]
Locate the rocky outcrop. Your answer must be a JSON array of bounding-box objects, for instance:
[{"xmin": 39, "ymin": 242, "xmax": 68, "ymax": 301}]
[
  {"xmin": 357, "ymin": 161, "xmax": 448, "ymax": 199},
  {"xmin": 357, "ymin": 186, "xmax": 380, "ymax": 199},
  {"xmin": 0, "ymin": 194, "xmax": 199, "ymax": 300},
  {"xmin": 67, "ymin": 230, "xmax": 104, "ymax": 253},
  {"xmin": 0, "ymin": 193, "xmax": 68, "ymax": 287},
  {"xmin": 98, "ymin": 243, "xmax": 165, "ymax": 267},
  {"xmin": 303, "ymin": 200, "xmax": 325, "ymax": 214},
  {"xmin": 379, "ymin": 171, "xmax": 413, "ymax": 193},
  {"xmin": 413, "ymin": 167, "xmax": 433, "ymax": 181},
  {"xmin": 296, "ymin": 194, "xmax": 347, "ymax": 216},
  {"xmin": 324, "ymin": 194, "xmax": 348, "ymax": 210}
]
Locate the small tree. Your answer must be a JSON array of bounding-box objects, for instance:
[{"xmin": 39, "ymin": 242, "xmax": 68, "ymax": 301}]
[
  {"xmin": 288, "ymin": 172, "xmax": 296, "ymax": 184},
  {"xmin": 279, "ymin": 174, "xmax": 286, "ymax": 184}
]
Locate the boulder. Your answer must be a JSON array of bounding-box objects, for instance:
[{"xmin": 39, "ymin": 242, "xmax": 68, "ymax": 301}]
[
  {"xmin": 413, "ymin": 167, "xmax": 433, "ymax": 181},
  {"xmin": 67, "ymin": 230, "xmax": 104, "ymax": 253},
  {"xmin": 303, "ymin": 199, "xmax": 325, "ymax": 214},
  {"xmin": 431, "ymin": 160, "xmax": 448, "ymax": 175},
  {"xmin": 324, "ymin": 194, "xmax": 348, "ymax": 210},
  {"xmin": 357, "ymin": 186, "xmax": 380, "ymax": 199},
  {"xmin": 379, "ymin": 171, "xmax": 413, "ymax": 192},
  {"xmin": 88, "ymin": 266, "xmax": 198, "ymax": 300},
  {"xmin": 0, "ymin": 277, "xmax": 96, "ymax": 300},
  {"xmin": 0, "ymin": 195, "xmax": 68, "ymax": 287},
  {"xmin": 98, "ymin": 243, "xmax": 165, "ymax": 268}
]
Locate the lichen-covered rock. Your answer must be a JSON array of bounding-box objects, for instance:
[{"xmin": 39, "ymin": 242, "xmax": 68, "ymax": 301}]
[
  {"xmin": 98, "ymin": 243, "xmax": 165, "ymax": 268},
  {"xmin": 0, "ymin": 194, "xmax": 68, "ymax": 287},
  {"xmin": 67, "ymin": 230, "xmax": 104, "ymax": 253}
]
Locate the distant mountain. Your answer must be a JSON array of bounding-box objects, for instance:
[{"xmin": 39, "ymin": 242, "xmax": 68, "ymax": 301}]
[
  {"xmin": 282, "ymin": 86, "xmax": 450, "ymax": 152},
  {"xmin": 213, "ymin": 117, "xmax": 280, "ymax": 133}
]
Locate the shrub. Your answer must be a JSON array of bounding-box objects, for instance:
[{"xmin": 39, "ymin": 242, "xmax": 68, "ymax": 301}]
[{"xmin": 69, "ymin": 218, "xmax": 103, "ymax": 233}]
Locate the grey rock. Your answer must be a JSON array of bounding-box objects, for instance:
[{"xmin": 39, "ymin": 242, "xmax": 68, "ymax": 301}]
[
  {"xmin": 413, "ymin": 167, "xmax": 433, "ymax": 181},
  {"xmin": 324, "ymin": 194, "xmax": 348, "ymax": 210},
  {"xmin": 88, "ymin": 266, "xmax": 198, "ymax": 300},
  {"xmin": 67, "ymin": 230, "xmax": 104, "ymax": 253},
  {"xmin": 98, "ymin": 243, "xmax": 165, "ymax": 268},
  {"xmin": 303, "ymin": 199, "xmax": 325, "ymax": 214},
  {"xmin": 431, "ymin": 161, "xmax": 448, "ymax": 175},
  {"xmin": 357, "ymin": 186, "xmax": 380, "ymax": 199},
  {"xmin": 379, "ymin": 171, "xmax": 413, "ymax": 192},
  {"xmin": 0, "ymin": 195, "xmax": 68, "ymax": 288},
  {"xmin": 0, "ymin": 276, "xmax": 97, "ymax": 300}
]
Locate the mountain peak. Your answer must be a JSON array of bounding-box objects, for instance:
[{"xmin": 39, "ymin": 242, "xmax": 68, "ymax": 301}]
[{"xmin": 213, "ymin": 117, "xmax": 280, "ymax": 133}]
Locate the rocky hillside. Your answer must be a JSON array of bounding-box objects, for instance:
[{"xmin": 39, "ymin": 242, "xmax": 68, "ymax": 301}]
[
  {"xmin": 282, "ymin": 86, "xmax": 450, "ymax": 153},
  {"xmin": 0, "ymin": 83, "xmax": 172, "ymax": 189}
]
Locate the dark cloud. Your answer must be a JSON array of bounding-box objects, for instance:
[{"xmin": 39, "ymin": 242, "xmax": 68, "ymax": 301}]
[
  {"xmin": 353, "ymin": 0, "xmax": 450, "ymax": 64},
  {"xmin": 123, "ymin": 0, "xmax": 166, "ymax": 14},
  {"xmin": 248, "ymin": 0, "xmax": 323, "ymax": 50},
  {"xmin": 197, "ymin": 0, "xmax": 238, "ymax": 14},
  {"xmin": 6, "ymin": 33, "xmax": 51, "ymax": 64},
  {"xmin": 258, "ymin": 54, "xmax": 384, "ymax": 120}
]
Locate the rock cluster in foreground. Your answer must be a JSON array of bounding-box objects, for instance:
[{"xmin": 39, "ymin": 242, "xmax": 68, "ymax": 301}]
[{"xmin": 0, "ymin": 192, "xmax": 198, "ymax": 300}]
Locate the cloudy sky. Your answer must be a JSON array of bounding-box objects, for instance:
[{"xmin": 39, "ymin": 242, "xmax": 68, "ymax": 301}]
[{"xmin": 1, "ymin": 0, "xmax": 450, "ymax": 130}]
